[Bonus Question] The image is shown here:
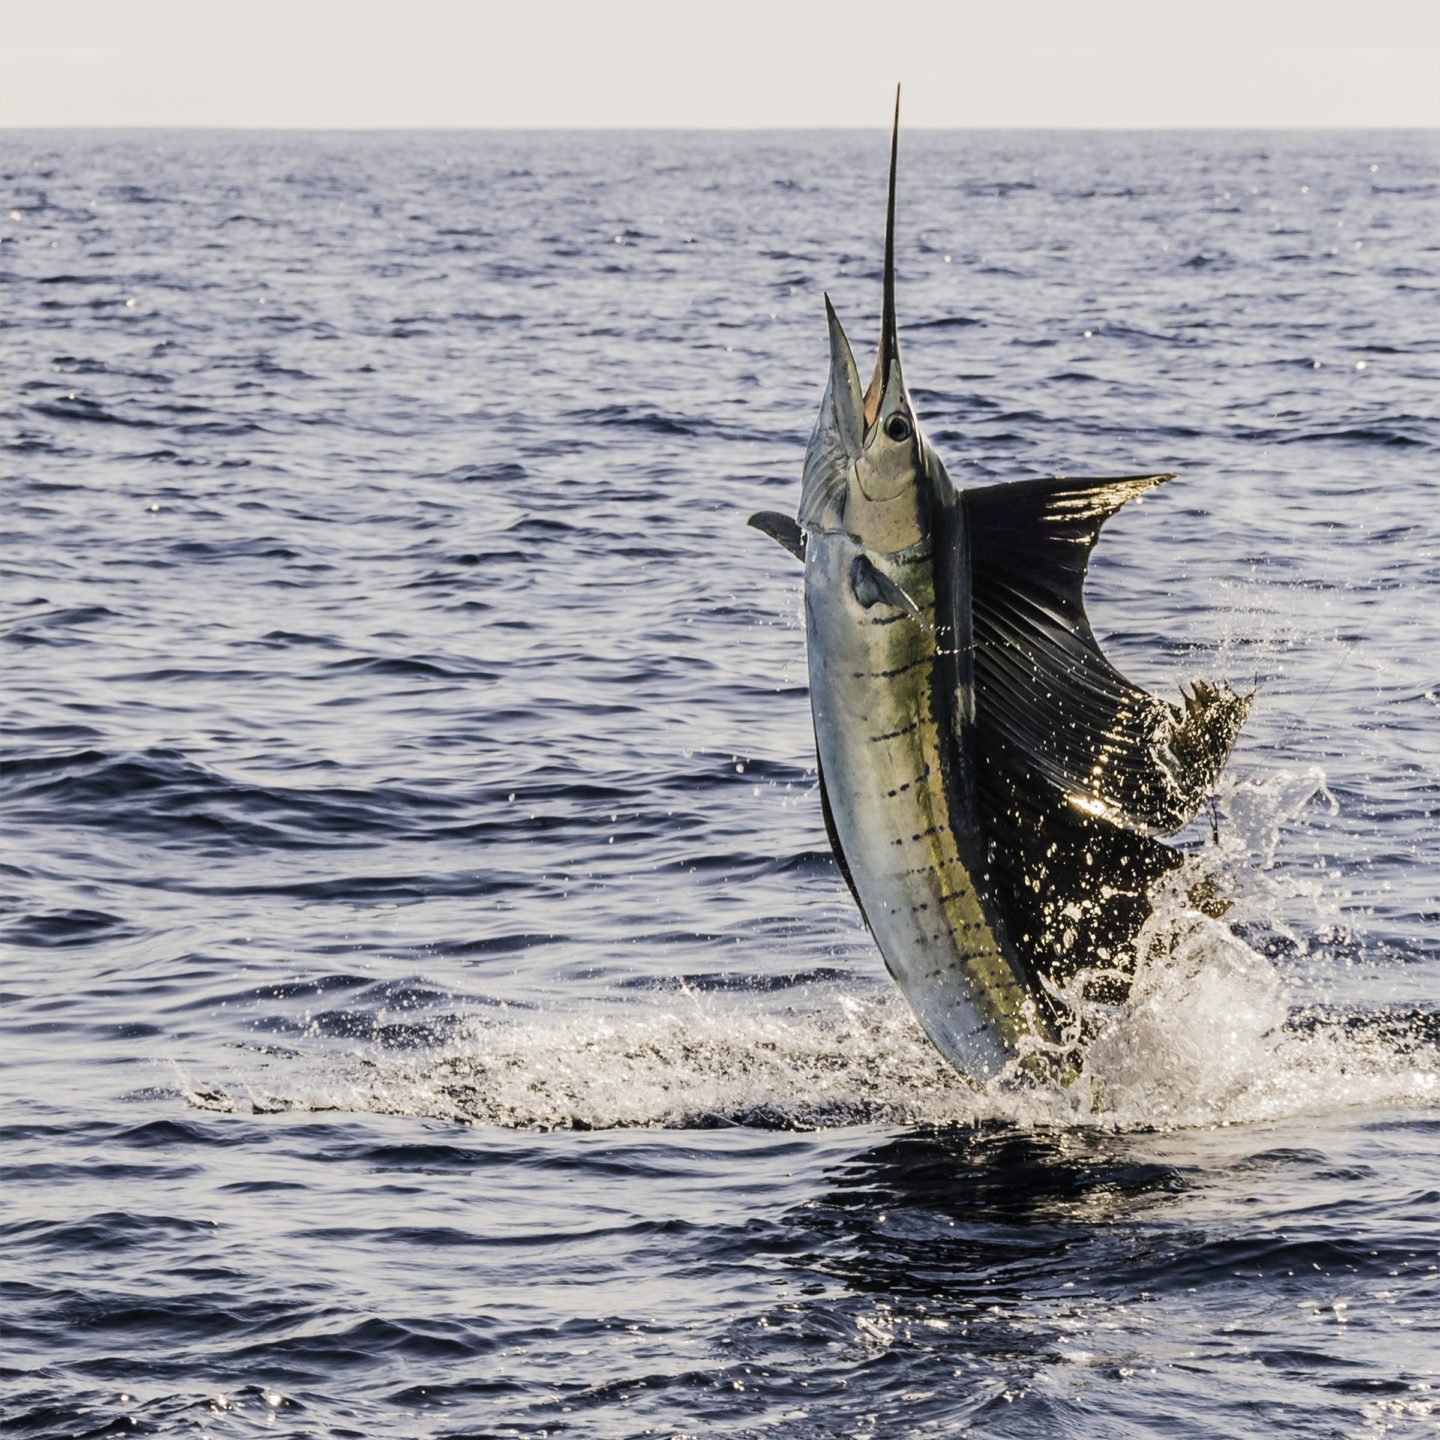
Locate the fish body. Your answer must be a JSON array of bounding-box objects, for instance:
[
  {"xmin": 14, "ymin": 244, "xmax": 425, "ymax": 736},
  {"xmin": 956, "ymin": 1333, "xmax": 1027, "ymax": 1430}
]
[
  {"xmin": 805, "ymin": 525, "xmax": 1045, "ymax": 1076},
  {"xmin": 752, "ymin": 93, "xmax": 1250, "ymax": 1082}
]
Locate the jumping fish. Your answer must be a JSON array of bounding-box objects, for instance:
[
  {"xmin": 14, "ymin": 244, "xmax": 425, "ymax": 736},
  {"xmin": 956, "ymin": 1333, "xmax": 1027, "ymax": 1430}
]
[{"xmin": 751, "ymin": 92, "xmax": 1251, "ymax": 1082}]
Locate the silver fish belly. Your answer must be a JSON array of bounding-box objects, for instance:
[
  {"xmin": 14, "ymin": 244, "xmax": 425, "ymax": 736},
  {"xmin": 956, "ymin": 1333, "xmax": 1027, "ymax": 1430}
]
[{"xmin": 805, "ymin": 532, "xmax": 1046, "ymax": 1079}]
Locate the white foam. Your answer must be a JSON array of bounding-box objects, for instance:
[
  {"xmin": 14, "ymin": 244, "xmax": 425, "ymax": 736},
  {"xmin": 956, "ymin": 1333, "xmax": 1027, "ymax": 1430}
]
[
  {"xmin": 183, "ymin": 767, "xmax": 1437, "ymax": 1134},
  {"xmin": 186, "ymin": 994, "xmax": 977, "ymax": 1130},
  {"xmin": 184, "ymin": 978, "xmax": 1437, "ymax": 1135}
]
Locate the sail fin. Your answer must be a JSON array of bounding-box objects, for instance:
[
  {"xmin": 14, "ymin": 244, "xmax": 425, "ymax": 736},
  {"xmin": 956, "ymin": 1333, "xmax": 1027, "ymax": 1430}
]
[
  {"xmin": 958, "ymin": 473, "xmax": 1252, "ymax": 989},
  {"xmin": 964, "ymin": 473, "xmax": 1251, "ymax": 837}
]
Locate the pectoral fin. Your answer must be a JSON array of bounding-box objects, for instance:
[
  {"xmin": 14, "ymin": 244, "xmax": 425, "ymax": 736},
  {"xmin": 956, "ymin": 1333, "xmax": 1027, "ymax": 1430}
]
[
  {"xmin": 748, "ymin": 511, "xmax": 806, "ymax": 561},
  {"xmin": 851, "ymin": 554, "xmax": 933, "ymax": 634}
]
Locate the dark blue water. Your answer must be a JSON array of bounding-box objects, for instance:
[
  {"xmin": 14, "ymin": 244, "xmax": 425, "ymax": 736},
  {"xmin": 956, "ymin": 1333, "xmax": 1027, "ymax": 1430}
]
[{"xmin": 3, "ymin": 128, "xmax": 1438, "ymax": 1438}]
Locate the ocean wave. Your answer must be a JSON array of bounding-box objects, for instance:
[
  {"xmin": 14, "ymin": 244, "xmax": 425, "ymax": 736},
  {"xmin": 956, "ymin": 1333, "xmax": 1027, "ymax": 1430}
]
[
  {"xmin": 0, "ymin": 747, "xmax": 479, "ymax": 853},
  {"xmin": 5, "ymin": 127, "xmax": 1439, "ymax": 1440}
]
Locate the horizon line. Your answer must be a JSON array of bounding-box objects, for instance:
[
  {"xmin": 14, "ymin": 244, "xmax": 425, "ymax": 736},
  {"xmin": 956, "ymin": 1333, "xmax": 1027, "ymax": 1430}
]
[{"xmin": 7, "ymin": 122, "xmax": 1438, "ymax": 134}]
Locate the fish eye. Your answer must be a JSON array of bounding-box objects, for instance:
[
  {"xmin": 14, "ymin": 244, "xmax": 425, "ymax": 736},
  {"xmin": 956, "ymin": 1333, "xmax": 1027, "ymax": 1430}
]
[{"xmin": 884, "ymin": 414, "xmax": 912, "ymax": 443}]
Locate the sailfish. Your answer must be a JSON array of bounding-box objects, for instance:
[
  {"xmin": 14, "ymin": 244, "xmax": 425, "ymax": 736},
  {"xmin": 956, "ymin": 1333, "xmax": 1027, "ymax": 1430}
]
[{"xmin": 750, "ymin": 92, "xmax": 1251, "ymax": 1082}]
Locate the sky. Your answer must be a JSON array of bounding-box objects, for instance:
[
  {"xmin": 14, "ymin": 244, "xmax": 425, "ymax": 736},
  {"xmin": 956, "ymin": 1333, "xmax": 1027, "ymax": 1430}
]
[{"xmin": 2, "ymin": 4, "xmax": 1438, "ymax": 129}]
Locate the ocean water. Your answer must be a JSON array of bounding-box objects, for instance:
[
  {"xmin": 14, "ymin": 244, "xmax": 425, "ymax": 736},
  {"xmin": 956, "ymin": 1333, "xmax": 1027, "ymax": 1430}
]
[{"xmin": 2, "ymin": 127, "xmax": 1437, "ymax": 1438}]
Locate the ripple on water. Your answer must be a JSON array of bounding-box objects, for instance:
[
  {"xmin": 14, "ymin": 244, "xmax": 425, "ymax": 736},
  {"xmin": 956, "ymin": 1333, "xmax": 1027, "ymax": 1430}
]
[{"xmin": 2, "ymin": 127, "xmax": 1438, "ymax": 1440}]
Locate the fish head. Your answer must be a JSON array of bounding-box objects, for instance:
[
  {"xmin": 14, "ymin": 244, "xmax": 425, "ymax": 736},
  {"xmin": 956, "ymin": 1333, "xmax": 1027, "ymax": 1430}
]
[
  {"xmin": 797, "ymin": 90, "xmax": 953, "ymax": 557},
  {"xmin": 798, "ymin": 301, "xmax": 946, "ymax": 556}
]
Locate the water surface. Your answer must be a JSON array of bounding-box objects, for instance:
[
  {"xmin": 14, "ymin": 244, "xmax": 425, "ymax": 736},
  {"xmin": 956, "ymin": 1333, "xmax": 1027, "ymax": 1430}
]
[{"xmin": 3, "ymin": 128, "xmax": 1438, "ymax": 1438}]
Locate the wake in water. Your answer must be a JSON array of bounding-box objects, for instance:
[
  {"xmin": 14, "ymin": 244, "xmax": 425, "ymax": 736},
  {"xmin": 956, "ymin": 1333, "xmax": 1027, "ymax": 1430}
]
[
  {"xmin": 183, "ymin": 768, "xmax": 1439, "ymax": 1133},
  {"xmin": 182, "ymin": 978, "xmax": 1440, "ymax": 1134}
]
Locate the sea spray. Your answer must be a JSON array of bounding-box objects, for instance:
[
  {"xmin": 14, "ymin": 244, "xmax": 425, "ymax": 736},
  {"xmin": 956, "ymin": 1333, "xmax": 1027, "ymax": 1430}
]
[{"xmin": 184, "ymin": 764, "xmax": 1438, "ymax": 1132}]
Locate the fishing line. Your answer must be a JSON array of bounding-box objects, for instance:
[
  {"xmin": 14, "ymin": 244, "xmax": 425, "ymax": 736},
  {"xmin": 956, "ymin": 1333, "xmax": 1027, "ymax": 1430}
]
[{"xmin": 1265, "ymin": 639, "xmax": 1359, "ymax": 756}]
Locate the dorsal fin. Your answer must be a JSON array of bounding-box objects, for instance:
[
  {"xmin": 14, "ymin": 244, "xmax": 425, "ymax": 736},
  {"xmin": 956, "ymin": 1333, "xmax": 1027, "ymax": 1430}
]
[
  {"xmin": 964, "ymin": 473, "xmax": 1250, "ymax": 836},
  {"xmin": 959, "ymin": 472, "xmax": 1252, "ymax": 993}
]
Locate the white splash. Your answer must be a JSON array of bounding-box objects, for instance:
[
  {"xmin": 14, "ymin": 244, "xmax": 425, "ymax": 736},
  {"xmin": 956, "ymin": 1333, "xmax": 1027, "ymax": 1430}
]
[
  {"xmin": 182, "ymin": 970, "xmax": 1437, "ymax": 1134},
  {"xmin": 184, "ymin": 767, "xmax": 1436, "ymax": 1135}
]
